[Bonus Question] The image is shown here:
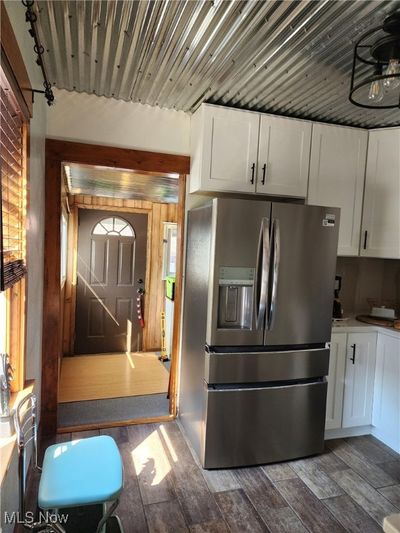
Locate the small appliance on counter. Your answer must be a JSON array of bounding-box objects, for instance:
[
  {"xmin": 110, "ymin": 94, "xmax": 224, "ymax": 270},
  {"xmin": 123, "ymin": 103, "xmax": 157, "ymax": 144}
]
[
  {"xmin": 332, "ymin": 275, "xmax": 343, "ymax": 319},
  {"xmin": 356, "ymin": 305, "xmax": 400, "ymax": 329},
  {"xmin": 370, "ymin": 306, "xmax": 396, "ymax": 319}
]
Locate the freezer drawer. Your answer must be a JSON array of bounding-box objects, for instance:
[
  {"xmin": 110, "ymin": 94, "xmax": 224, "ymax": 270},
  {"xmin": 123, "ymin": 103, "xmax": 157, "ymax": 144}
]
[
  {"xmin": 205, "ymin": 348, "xmax": 329, "ymax": 384},
  {"xmin": 203, "ymin": 380, "xmax": 327, "ymax": 468}
]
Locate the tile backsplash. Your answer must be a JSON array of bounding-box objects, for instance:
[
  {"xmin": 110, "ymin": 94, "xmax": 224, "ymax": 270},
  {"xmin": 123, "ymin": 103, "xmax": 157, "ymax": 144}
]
[{"xmin": 336, "ymin": 257, "xmax": 400, "ymax": 317}]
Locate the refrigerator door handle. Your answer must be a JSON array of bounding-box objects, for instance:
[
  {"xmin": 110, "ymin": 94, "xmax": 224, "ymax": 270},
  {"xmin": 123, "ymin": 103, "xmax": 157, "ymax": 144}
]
[
  {"xmin": 255, "ymin": 217, "xmax": 270, "ymax": 329},
  {"xmin": 267, "ymin": 218, "xmax": 281, "ymax": 330}
]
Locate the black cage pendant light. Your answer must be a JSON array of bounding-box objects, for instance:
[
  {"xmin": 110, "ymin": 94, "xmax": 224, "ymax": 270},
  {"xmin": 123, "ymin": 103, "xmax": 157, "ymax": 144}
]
[{"xmin": 349, "ymin": 12, "xmax": 400, "ymax": 109}]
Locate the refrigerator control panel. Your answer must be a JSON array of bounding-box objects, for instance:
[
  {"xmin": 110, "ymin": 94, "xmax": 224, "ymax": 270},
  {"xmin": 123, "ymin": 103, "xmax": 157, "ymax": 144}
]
[{"xmin": 218, "ymin": 267, "xmax": 255, "ymax": 286}]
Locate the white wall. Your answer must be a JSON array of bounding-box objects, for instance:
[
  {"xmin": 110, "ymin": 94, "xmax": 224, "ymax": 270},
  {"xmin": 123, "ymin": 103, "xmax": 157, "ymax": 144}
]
[
  {"xmin": 47, "ymin": 88, "xmax": 190, "ymax": 155},
  {"xmin": 1, "ymin": 3, "xmax": 47, "ymax": 531},
  {"xmin": 25, "ymin": 103, "xmax": 46, "ymax": 384}
]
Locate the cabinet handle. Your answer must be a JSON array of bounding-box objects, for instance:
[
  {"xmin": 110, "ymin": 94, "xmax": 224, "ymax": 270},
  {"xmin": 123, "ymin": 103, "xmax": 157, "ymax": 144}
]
[
  {"xmin": 363, "ymin": 230, "xmax": 368, "ymax": 250},
  {"xmin": 250, "ymin": 163, "xmax": 255, "ymax": 184},
  {"xmin": 261, "ymin": 163, "xmax": 267, "ymax": 185},
  {"xmin": 350, "ymin": 344, "xmax": 356, "ymax": 364}
]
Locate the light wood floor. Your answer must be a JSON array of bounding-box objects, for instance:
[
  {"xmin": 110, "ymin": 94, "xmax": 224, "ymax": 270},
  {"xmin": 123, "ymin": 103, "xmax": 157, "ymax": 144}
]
[
  {"xmin": 59, "ymin": 352, "xmax": 169, "ymax": 403},
  {"xmin": 31, "ymin": 424, "xmax": 400, "ymax": 533}
]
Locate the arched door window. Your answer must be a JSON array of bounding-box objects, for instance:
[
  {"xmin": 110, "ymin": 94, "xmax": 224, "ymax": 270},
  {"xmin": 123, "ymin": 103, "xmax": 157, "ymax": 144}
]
[{"xmin": 92, "ymin": 216, "xmax": 135, "ymax": 237}]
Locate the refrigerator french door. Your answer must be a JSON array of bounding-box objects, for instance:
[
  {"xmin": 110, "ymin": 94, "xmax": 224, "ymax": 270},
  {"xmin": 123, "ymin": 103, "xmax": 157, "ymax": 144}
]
[
  {"xmin": 208, "ymin": 199, "xmax": 338, "ymax": 347},
  {"xmin": 180, "ymin": 198, "xmax": 340, "ymax": 468}
]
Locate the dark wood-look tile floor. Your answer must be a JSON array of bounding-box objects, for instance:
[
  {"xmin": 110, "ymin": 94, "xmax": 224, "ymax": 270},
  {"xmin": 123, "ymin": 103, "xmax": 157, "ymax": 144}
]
[{"xmin": 26, "ymin": 423, "xmax": 400, "ymax": 533}]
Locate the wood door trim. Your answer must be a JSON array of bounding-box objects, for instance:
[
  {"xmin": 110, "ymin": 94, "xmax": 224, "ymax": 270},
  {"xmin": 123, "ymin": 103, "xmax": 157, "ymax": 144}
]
[
  {"xmin": 46, "ymin": 139, "xmax": 190, "ymax": 175},
  {"xmin": 42, "ymin": 155, "xmax": 62, "ymax": 434},
  {"xmin": 169, "ymin": 175, "xmax": 186, "ymax": 417},
  {"xmin": 42, "ymin": 139, "xmax": 188, "ymax": 435}
]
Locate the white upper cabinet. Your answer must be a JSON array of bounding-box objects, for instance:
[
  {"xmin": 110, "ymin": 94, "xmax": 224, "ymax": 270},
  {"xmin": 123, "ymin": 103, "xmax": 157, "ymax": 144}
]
[
  {"xmin": 361, "ymin": 128, "xmax": 400, "ymax": 259},
  {"xmin": 257, "ymin": 115, "xmax": 311, "ymax": 197},
  {"xmin": 308, "ymin": 124, "xmax": 367, "ymax": 256},
  {"xmin": 190, "ymin": 105, "xmax": 260, "ymax": 194},
  {"xmin": 342, "ymin": 332, "xmax": 377, "ymax": 428},
  {"xmin": 189, "ymin": 104, "xmax": 311, "ymax": 197}
]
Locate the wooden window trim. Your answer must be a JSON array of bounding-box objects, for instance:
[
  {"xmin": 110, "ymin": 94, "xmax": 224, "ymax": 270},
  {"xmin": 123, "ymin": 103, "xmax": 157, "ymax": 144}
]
[
  {"xmin": 0, "ymin": 1, "xmax": 32, "ymax": 392},
  {"xmin": 2, "ymin": 116, "xmax": 29, "ymax": 394},
  {"xmin": 0, "ymin": 1, "xmax": 32, "ymax": 119}
]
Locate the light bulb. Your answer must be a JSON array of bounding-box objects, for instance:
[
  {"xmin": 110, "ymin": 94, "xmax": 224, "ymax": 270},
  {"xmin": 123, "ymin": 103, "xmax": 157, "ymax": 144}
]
[
  {"xmin": 383, "ymin": 58, "xmax": 400, "ymax": 89},
  {"xmin": 368, "ymin": 78, "xmax": 384, "ymax": 102}
]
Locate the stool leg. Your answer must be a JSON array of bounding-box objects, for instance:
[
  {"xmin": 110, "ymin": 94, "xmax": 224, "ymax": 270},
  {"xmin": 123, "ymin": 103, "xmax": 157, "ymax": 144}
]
[
  {"xmin": 49, "ymin": 523, "xmax": 66, "ymax": 533},
  {"xmin": 95, "ymin": 499, "xmax": 119, "ymax": 533},
  {"xmin": 27, "ymin": 522, "xmax": 65, "ymax": 532},
  {"xmin": 22, "ymin": 516, "xmax": 66, "ymax": 532}
]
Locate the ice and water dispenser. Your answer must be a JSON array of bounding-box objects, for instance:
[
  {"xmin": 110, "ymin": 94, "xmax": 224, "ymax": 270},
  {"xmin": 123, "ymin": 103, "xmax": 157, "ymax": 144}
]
[{"xmin": 217, "ymin": 267, "xmax": 255, "ymax": 329}]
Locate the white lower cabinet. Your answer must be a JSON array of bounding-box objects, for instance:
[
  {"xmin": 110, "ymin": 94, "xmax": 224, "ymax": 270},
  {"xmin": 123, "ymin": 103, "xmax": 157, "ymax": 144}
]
[
  {"xmin": 326, "ymin": 331, "xmax": 377, "ymax": 430},
  {"xmin": 342, "ymin": 333, "xmax": 377, "ymax": 428},
  {"xmin": 326, "ymin": 333, "xmax": 346, "ymax": 430},
  {"xmin": 372, "ymin": 332, "xmax": 400, "ymax": 453}
]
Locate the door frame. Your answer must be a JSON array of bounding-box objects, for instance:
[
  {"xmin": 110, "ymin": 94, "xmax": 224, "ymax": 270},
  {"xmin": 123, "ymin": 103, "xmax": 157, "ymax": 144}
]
[{"xmin": 42, "ymin": 138, "xmax": 189, "ymax": 435}]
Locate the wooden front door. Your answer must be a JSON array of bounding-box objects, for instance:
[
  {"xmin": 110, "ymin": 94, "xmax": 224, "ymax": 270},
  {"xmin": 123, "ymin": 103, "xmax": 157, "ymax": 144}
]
[{"xmin": 75, "ymin": 209, "xmax": 147, "ymax": 354}]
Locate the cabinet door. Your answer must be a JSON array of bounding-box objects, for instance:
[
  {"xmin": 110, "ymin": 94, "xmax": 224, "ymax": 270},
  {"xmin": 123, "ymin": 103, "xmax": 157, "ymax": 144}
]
[
  {"xmin": 361, "ymin": 129, "xmax": 400, "ymax": 259},
  {"xmin": 308, "ymin": 124, "xmax": 367, "ymax": 256},
  {"xmin": 342, "ymin": 332, "xmax": 377, "ymax": 428},
  {"xmin": 372, "ymin": 333, "xmax": 400, "ymax": 453},
  {"xmin": 326, "ymin": 333, "xmax": 347, "ymax": 430},
  {"xmin": 257, "ymin": 115, "xmax": 311, "ymax": 197},
  {"xmin": 201, "ymin": 106, "xmax": 260, "ymax": 193}
]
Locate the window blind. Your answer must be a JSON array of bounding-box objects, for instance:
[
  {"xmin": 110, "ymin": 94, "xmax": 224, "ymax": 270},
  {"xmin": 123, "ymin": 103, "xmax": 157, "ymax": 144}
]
[{"xmin": 0, "ymin": 65, "xmax": 26, "ymax": 291}]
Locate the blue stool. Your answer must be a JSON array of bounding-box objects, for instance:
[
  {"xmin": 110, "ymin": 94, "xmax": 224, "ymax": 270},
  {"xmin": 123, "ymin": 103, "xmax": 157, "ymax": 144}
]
[{"xmin": 14, "ymin": 393, "xmax": 123, "ymax": 533}]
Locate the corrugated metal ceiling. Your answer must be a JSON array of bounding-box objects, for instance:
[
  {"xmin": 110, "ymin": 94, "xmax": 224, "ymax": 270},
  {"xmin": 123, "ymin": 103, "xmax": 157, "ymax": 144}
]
[
  {"xmin": 63, "ymin": 163, "xmax": 179, "ymax": 203},
  {"xmin": 35, "ymin": 0, "xmax": 400, "ymax": 128}
]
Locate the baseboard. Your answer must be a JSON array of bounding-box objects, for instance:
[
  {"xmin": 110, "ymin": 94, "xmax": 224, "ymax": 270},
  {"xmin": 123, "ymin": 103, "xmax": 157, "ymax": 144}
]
[
  {"xmin": 325, "ymin": 425, "xmax": 373, "ymax": 439},
  {"xmin": 371, "ymin": 427, "xmax": 400, "ymax": 454}
]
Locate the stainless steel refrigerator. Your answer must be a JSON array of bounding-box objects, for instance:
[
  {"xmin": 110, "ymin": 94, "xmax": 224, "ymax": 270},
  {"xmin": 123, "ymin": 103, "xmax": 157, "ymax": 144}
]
[{"xmin": 180, "ymin": 198, "xmax": 340, "ymax": 468}]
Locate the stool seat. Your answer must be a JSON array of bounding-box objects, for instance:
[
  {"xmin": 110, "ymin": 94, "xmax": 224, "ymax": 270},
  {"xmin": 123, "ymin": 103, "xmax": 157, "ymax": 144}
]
[{"xmin": 38, "ymin": 436, "xmax": 123, "ymax": 509}]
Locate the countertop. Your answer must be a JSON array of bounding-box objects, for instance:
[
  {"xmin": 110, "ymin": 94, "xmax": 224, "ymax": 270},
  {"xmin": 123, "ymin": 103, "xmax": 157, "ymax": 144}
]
[{"xmin": 332, "ymin": 317, "xmax": 400, "ymax": 339}]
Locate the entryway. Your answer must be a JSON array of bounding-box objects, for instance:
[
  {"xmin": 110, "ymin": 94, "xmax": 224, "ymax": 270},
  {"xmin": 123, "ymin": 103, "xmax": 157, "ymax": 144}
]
[
  {"xmin": 58, "ymin": 351, "xmax": 170, "ymax": 427},
  {"xmin": 42, "ymin": 143, "xmax": 188, "ymax": 433}
]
